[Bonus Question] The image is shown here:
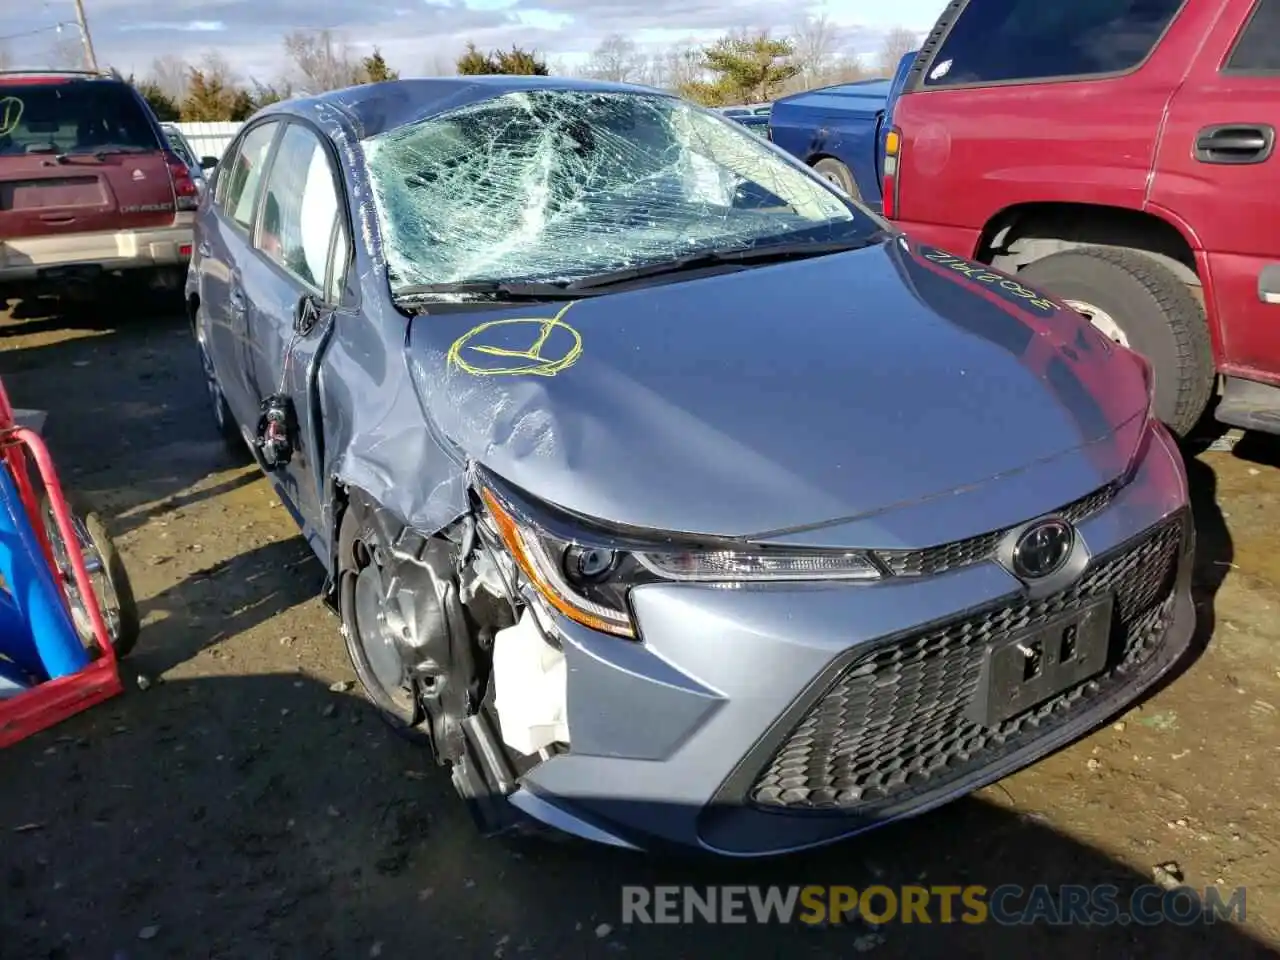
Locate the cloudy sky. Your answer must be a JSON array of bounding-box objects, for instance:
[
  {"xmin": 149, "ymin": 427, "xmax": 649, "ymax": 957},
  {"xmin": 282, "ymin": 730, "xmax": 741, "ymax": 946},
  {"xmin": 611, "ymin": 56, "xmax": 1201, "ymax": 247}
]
[{"xmin": 1, "ymin": 0, "xmax": 945, "ymax": 82}]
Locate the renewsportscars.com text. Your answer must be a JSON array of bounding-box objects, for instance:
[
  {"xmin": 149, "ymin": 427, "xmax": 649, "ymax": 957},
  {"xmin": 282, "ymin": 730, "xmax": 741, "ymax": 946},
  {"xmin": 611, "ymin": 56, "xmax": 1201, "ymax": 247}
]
[{"xmin": 620, "ymin": 884, "xmax": 1246, "ymax": 926}]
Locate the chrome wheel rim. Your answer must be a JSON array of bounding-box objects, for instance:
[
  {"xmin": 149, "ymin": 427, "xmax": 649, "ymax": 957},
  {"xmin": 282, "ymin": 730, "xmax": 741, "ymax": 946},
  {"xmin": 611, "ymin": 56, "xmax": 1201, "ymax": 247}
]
[{"xmin": 45, "ymin": 507, "xmax": 121, "ymax": 649}]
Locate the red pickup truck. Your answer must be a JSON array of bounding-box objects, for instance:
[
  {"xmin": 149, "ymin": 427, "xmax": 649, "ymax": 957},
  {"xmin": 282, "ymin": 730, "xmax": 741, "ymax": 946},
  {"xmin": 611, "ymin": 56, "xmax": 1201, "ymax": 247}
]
[{"xmin": 882, "ymin": 0, "xmax": 1280, "ymax": 438}]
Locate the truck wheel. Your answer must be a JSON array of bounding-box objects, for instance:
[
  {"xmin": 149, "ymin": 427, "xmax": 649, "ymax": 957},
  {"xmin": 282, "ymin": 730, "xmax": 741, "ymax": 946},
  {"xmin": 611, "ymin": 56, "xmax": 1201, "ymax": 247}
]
[
  {"xmin": 813, "ymin": 158, "xmax": 861, "ymax": 202},
  {"xmin": 1018, "ymin": 247, "xmax": 1214, "ymax": 438}
]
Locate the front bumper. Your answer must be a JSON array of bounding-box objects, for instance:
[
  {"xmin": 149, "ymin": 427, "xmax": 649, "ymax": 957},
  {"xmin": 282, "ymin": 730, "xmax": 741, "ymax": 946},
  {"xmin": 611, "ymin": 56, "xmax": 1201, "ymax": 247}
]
[{"xmin": 511, "ymin": 424, "xmax": 1197, "ymax": 855}]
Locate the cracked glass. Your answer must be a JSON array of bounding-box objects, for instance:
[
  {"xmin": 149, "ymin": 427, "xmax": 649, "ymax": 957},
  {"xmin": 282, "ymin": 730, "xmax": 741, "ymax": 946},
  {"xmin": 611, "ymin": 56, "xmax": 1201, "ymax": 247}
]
[{"xmin": 361, "ymin": 89, "xmax": 877, "ymax": 298}]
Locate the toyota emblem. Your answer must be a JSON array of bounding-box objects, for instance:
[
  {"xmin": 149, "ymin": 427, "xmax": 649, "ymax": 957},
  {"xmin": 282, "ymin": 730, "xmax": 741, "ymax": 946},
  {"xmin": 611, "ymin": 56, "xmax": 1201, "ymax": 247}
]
[{"xmin": 1011, "ymin": 519, "xmax": 1074, "ymax": 579}]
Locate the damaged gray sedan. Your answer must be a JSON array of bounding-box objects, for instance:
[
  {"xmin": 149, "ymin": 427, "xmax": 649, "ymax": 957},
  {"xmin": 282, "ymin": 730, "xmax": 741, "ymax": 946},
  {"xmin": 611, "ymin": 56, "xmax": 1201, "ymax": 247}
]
[{"xmin": 187, "ymin": 77, "xmax": 1197, "ymax": 855}]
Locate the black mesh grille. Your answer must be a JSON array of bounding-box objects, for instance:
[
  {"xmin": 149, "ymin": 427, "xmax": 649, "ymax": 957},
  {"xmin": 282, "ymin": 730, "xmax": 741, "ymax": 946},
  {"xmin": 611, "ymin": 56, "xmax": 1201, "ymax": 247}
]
[
  {"xmin": 750, "ymin": 512, "xmax": 1183, "ymax": 813},
  {"xmin": 876, "ymin": 483, "xmax": 1119, "ymax": 577}
]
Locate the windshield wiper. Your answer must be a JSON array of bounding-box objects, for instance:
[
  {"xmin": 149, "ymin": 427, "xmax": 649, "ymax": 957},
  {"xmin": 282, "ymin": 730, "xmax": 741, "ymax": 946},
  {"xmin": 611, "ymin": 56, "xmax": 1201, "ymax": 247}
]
[
  {"xmin": 393, "ymin": 233, "xmax": 891, "ymax": 303},
  {"xmin": 393, "ymin": 280, "xmax": 587, "ymax": 302},
  {"xmin": 559, "ymin": 235, "xmax": 889, "ymax": 292},
  {"xmin": 39, "ymin": 146, "xmax": 151, "ymax": 165}
]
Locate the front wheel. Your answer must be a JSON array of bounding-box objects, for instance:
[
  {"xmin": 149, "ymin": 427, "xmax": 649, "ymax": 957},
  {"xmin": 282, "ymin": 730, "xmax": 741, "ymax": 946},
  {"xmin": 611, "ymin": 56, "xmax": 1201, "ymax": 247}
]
[
  {"xmin": 337, "ymin": 507, "xmax": 432, "ymax": 746},
  {"xmin": 1018, "ymin": 247, "xmax": 1215, "ymax": 438},
  {"xmin": 40, "ymin": 491, "xmax": 140, "ymax": 659}
]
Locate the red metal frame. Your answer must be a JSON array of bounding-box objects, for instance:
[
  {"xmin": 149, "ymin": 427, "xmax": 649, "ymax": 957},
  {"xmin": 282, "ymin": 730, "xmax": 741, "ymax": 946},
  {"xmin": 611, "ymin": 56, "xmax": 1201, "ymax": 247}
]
[{"xmin": 0, "ymin": 377, "xmax": 122, "ymax": 748}]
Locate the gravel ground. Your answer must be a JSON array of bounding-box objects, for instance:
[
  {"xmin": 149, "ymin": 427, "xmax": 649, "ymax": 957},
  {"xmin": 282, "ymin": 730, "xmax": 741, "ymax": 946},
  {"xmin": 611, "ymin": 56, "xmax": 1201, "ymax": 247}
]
[{"xmin": 0, "ymin": 300, "xmax": 1277, "ymax": 959}]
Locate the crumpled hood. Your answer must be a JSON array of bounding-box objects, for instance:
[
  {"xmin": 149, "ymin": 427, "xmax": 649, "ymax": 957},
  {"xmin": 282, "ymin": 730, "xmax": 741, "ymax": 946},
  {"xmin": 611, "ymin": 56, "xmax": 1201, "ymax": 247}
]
[{"xmin": 406, "ymin": 237, "xmax": 1148, "ymax": 543}]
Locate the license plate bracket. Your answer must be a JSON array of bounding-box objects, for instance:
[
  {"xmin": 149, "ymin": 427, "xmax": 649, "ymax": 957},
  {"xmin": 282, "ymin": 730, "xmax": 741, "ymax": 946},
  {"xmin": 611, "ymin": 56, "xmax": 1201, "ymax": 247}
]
[{"xmin": 977, "ymin": 594, "xmax": 1115, "ymax": 727}]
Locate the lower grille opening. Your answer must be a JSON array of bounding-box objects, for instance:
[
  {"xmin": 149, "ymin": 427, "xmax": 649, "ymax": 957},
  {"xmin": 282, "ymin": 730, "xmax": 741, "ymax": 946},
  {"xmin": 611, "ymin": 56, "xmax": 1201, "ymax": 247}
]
[{"xmin": 749, "ymin": 512, "xmax": 1185, "ymax": 813}]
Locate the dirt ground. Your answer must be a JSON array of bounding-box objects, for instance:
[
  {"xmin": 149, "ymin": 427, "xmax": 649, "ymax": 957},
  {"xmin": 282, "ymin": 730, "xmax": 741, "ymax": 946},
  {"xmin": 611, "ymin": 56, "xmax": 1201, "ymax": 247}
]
[{"xmin": 0, "ymin": 298, "xmax": 1277, "ymax": 960}]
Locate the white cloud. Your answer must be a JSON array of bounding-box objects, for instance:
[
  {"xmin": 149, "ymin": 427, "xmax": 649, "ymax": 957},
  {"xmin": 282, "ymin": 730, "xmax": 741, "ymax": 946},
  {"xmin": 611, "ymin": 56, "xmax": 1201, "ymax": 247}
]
[{"xmin": 120, "ymin": 20, "xmax": 228, "ymax": 33}]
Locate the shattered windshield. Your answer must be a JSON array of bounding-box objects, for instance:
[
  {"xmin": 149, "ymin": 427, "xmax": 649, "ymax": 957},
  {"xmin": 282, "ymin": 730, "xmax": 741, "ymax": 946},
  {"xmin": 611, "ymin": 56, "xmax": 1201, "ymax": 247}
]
[{"xmin": 361, "ymin": 89, "xmax": 879, "ymax": 297}]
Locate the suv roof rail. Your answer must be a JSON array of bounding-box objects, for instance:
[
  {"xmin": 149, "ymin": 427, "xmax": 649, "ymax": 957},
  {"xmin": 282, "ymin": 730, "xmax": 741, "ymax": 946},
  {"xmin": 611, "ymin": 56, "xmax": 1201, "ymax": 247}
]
[{"xmin": 0, "ymin": 68, "xmax": 114, "ymax": 79}]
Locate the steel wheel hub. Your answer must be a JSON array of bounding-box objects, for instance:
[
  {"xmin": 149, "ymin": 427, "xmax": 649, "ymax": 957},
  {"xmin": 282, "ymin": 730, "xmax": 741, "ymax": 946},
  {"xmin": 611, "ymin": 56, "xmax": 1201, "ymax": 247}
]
[
  {"xmin": 1064, "ymin": 299, "xmax": 1131, "ymax": 348},
  {"xmin": 352, "ymin": 564, "xmax": 416, "ymax": 714}
]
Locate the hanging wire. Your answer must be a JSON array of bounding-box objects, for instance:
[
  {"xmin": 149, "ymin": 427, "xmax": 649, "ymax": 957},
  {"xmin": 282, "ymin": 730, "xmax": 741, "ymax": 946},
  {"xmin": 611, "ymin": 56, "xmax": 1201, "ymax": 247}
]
[{"xmin": 0, "ymin": 20, "xmax": 78, "ymax": 44}]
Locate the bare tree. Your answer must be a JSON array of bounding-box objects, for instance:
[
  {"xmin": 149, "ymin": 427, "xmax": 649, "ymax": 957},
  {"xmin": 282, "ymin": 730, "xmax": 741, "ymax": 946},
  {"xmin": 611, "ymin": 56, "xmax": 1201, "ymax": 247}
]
[
  {"xmin": 194, "ymin": 51, "xmax": 241, "ymax": 89},
  {"xmin": 827, "ymin": 53, "xmax": 871, "ymax": 84},
  {"xmin": 655, "ymin": 42, "xmax": 702, "ymax": 92},
  {"xmin": 422, "ymin": 51, "xmax": 457, "ymax": 76},
  {"xmin": 149, "ymin": 54, "xmax": 192, "ymax": 102},
  {"xmin": 876, "ymin": 26, "xmax": 919, "ymax": 76},
  {"xmin": 283, "ymin": 28, "xmax": 362, "ymax": 92},
  {"xmin": 584, "ymin": 34, "xmax": 647, "ymax": 83},
  {"xmin": 628, "ymin": 54, "xmax": 669, "ymax": 87},
  {"xmin": 544, "ymin": 55, "xmax": 576, "ymax": 76},
  {"xmin": 791, "ymin": 14, "xmax": 838, "ymax": 90}
]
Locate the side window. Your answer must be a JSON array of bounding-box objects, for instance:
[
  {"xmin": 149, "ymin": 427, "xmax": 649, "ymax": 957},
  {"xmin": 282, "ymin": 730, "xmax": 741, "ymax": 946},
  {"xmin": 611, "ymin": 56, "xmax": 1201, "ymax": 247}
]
[
  {"xmin": 254, "ymin": 123, "xmax": 342, "ymax": 293},
  {"xmin": 1224, "ymin": 0, "xmax": 1280, "ymax": 73},
  {"xmin": 923, "ymin": 0, "xmax": 1185, "ymax": 87},
  {"xmin": 218, "ymin": 122, "xmax": 279, "ymax": 230}
]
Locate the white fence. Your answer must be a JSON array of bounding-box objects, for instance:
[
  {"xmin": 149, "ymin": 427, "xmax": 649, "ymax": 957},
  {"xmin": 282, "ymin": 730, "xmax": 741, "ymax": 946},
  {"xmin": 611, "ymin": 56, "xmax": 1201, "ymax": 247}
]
[{"xmin": 171, "ymin": 122, "xmax": 242, "ymax": 162}]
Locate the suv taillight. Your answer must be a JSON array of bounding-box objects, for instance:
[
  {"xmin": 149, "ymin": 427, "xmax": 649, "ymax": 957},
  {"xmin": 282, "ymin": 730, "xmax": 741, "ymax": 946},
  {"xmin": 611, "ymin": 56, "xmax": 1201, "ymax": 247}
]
[
  {"xmin": 165, "ymin": 151, "xmax": 200, "ymax": 212},
  {"xmin": 882, "ymin": 126, "xmax": 902, "ymax": 220}
]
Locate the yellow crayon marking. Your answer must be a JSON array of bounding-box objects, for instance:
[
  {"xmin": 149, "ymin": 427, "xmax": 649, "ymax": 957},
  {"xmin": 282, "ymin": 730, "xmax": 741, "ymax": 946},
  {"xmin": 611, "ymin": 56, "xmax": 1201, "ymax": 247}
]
[
  {"xmin": 446, "ymin": 301, "xmax": 583, "ymax": 377},
  {"xmin": 0, "ymin": 97, "xmax": 23, "ymax": 138}
]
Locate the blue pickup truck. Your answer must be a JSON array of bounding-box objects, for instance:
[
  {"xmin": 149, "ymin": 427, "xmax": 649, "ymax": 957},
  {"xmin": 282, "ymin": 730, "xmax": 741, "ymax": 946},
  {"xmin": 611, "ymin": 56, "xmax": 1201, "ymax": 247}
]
[{"xmin": 766, "ymin": 53, "xmax": 915, "ymax": 210}]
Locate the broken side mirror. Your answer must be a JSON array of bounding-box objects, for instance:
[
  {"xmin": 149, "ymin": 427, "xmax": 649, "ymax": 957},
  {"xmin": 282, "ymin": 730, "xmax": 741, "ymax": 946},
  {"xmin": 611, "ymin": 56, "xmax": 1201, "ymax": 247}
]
[{"xmin": 294, "ymin": 293, "xmax": 323, "ymax": 336}]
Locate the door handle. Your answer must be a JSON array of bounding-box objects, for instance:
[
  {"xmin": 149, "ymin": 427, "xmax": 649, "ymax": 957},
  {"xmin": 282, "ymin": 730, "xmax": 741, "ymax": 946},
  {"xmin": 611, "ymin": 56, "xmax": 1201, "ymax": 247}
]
[
  {"xmin": 197, "ymin": 242, "xmax": 212, "ymax": 258},
  {"xmin": 1193, "ymin": 124, "xmax": 1275, "ymax": 164},
  {"xmin": 228, "ymin": 288, "xmax": 247, "ymax": 314}
]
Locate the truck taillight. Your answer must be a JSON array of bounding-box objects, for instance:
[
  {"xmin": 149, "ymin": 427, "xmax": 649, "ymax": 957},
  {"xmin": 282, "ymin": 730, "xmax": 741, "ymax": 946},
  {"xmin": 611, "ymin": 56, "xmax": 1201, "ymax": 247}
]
[
  {"xmin": 882, "ymin": 126, "xmax": 902, "ymax": 220},
  {"xmin": 165, "ymin": 151, "xmax": 200, "ymax": 212}
]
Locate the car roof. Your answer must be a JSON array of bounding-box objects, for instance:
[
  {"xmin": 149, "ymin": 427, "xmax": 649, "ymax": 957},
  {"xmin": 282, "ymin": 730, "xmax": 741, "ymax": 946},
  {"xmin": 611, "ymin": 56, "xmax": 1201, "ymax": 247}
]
[{"xmin": 267, "ymin": 76, "xmax": 675, "ymax": 141}]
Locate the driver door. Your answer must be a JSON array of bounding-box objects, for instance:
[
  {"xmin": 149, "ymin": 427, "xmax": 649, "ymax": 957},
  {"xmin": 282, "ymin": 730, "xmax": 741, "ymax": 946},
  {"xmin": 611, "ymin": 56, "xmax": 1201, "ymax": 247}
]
[{"xmin": 238, "ymin": 120, "xmax": 352, "ymax": 557}]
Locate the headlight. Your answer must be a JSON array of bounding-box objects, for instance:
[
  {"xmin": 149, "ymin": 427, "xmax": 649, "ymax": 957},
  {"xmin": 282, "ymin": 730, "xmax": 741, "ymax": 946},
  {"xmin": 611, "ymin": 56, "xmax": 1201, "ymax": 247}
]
[
  {"xmin": 476, "ymin": 479, "xmax": 883, "ymax": 640},
  {"xmin": 633, "ymin": 551, "xmax": 882, "ymax": 581}
]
